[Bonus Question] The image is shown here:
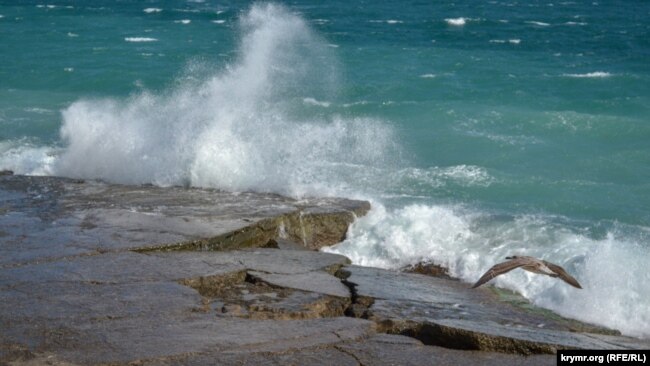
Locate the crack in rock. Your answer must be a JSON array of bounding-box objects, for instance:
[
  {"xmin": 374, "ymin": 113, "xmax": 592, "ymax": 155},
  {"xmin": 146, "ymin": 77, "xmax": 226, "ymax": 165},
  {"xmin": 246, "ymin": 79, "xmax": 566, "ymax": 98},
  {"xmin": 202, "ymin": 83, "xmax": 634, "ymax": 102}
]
[{"xmin": 179, "ymin": 271, "xmax": 350, "ymax": 320}]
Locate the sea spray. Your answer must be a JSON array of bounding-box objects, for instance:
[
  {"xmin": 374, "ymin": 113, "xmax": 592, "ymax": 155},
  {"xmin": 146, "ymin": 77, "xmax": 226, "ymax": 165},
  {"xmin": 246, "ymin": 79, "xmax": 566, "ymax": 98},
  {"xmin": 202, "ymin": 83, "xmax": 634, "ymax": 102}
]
[
  {"xmin": 325, "ymin": 204, "xmax": 650, "ymax": 338},
  {"xmin": 55, "ymin": 3, "xmax": 398, "ymax": 196}
]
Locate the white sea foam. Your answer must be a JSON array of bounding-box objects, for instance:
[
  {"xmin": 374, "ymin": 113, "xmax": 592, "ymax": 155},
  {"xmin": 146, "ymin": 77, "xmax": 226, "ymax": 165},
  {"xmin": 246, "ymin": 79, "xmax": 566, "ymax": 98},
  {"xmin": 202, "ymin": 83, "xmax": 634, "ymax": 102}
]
[
  {"xmin": 564, "ymin": 21, "xmax": 587, "ymax": 26},
  {"xmin": 54, "ymin": 3, "xmax": 396, "ymax": 198},
  {"xmin": 212, "ymin": 20, "xmax": 226, "ymax": 24},
  {"xmin": 124, "ymin": 37, "xmax": 158, "ymax": 42},
  {"xmin": 563, "ymin": 71, "xmax": 611, "ymax": 78},
  {"xmin": 325, "ymin": 205, "xmax": 650, "ymax": 338},
  {"xmin": 419, "ymin": 74, "xmax": 436, "ymax": 78},
  {"xmin": 342, "ymin": 101, "xmax": 370, "ymax": 108},
  {"xmin": 369, "ymin": 20, "xmax": 403, "ymax": 24},
  {"xmin": 175, "ymin": 19, "xmax": 191, "ymax": 24},
  {"xmin": 445, "ymin": 17, "xmax": 467, "ymax": 26},
  {"xmin": 67, "ymin": 32, "xmax": 79, "ymax": 37},
  {"xmin": 489, "ymin": 39, "xmax": 520, "ymax": 45},
  {"xmin": 143, "ymin": 8, "xmax": 163, "ymax": 14},
  {"xmin": 526, "ymin": 21, "xmax": 551, "ymax": 26},
  {"xmin": 24, "ymin": 107, "xmax": 55, "ymax": 114},
  {"xmin": 303, "ymin": 98, "xmax": 331, "ymax": 107},
  {"xmin": 393, "ymin": 165, "xmax": 494, "ymax": 190},
  {"xmin": 0, "ymin": 140, "xmax": 57, "ymax": 176}
]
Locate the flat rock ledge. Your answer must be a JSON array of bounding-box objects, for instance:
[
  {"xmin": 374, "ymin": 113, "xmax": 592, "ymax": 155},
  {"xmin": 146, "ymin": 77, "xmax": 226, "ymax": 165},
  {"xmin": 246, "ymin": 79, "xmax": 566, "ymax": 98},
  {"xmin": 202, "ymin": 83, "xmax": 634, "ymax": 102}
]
[{"xmin": 1, "ymin": 175, "xmax": 647, "ymax": 365}]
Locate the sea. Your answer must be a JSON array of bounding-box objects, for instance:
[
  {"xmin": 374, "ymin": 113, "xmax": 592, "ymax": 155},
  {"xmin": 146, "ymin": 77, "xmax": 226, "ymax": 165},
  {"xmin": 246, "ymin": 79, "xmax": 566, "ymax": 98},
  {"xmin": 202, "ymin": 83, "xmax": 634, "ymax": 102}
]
[{"xmin": 1, "ymin": 0, "xmax": 648, "ymax": 337}]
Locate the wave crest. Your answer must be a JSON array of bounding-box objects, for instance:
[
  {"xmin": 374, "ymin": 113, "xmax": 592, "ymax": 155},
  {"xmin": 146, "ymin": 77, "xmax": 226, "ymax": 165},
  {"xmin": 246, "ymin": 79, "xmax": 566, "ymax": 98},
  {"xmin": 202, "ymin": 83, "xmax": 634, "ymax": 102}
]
[{"xmin": 55, "ymin": 3, "xmax": 396, "ymax": 198}]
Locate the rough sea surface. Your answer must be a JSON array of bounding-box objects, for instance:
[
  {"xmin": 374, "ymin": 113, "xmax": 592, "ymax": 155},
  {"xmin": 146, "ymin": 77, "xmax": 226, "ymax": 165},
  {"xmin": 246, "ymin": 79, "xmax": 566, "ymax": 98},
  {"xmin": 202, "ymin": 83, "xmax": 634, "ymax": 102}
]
[{"xmin": 1, "ymin": 0, "xmax": 648, "ymax": 337}]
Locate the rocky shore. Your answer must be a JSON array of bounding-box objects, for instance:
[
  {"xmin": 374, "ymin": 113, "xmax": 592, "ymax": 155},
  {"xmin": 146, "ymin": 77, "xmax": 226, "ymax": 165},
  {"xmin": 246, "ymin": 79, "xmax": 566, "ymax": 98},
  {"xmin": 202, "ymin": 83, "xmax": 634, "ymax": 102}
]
[{"xmin": 1, "ymin": 174, "xmax": 647, "ymax": 365}]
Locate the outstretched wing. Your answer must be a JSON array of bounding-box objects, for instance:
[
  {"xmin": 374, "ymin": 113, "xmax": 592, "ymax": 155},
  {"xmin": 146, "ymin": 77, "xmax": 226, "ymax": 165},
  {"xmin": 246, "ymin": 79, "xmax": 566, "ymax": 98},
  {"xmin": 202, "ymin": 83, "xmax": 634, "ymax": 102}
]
[
  {"xmin": 543, "ymin": 261, "xmax": 583, "ymax": 289},
  {"xmin": 471, "ymin": 259, "xmax": 526, "ymax": 288}
]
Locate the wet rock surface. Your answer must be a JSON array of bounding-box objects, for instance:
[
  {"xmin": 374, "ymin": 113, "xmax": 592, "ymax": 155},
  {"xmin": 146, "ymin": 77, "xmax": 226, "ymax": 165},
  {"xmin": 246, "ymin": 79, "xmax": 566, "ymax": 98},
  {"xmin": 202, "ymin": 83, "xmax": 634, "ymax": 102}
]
[
  {"xmin": 1, "ymin": 175, "xmax": 647, "ymax": 365},
  {"xmin": 0, "ymin": 175, "xmax": 369, "ymax": 268}
]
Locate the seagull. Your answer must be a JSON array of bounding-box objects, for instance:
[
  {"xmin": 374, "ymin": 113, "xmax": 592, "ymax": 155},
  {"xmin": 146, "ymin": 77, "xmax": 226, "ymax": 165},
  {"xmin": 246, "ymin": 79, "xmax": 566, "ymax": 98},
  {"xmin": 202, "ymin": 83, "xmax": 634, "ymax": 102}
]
[{"xmin": 471, "ymin": 255, "xmax": 582, "ymax": 289}]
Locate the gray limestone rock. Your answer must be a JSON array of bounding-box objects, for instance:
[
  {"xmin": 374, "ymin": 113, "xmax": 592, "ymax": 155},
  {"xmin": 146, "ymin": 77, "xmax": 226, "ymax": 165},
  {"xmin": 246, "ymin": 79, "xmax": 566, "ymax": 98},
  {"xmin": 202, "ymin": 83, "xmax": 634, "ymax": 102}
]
[
  {"xmin": 1, "ymin": 175, "xmax": 648, "ymax": 365},
  {"xmin": 343, "ymin": 265, "xmax": 650, "ymax": 353}
]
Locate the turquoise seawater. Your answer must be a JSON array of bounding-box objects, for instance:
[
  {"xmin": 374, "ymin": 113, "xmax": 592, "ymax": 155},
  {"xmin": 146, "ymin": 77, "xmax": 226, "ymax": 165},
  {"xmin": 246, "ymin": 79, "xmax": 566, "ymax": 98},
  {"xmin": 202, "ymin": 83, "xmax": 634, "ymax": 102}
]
[{"xmin": 1, "ymin": 1, "xmax": 649, "ymax": 336}]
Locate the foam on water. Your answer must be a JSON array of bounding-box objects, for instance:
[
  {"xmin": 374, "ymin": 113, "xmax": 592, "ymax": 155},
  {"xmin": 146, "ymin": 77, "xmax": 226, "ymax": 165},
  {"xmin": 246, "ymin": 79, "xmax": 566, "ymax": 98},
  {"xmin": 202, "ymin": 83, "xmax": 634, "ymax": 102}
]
[
  {"xmin": 124, "ymin": 37, "xmax": 158, "ymax": 42},
  {"xmin": 325, "ymin": 204, "xmax": 650, "ymax": 338},
  {"xmin": 303, "ymin": 97, "xmax": 331, "ymax": 107},
  {"xmin": 563, "ymin": 71, "xmax": 611, "ymax": 78},
  {"xmin": 526, "ymin": 21, "xmax": 551, "ymax": 26},
  {"xmin": 489, "ymin": 39, "xmax": 521, "ymax": 44},
  {"xmin": 0, "ymin": 140, "xmax": 57, "ymax": 176},
  {"xmin": 445, "ymin": 17, "xmax": 467, "ymax": 26}
]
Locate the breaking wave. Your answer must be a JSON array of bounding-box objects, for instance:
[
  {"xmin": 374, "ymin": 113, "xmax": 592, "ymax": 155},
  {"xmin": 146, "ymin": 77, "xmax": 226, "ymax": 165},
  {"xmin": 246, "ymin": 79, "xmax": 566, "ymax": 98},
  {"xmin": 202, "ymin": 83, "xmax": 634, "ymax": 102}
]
[
  {"xmin": 54, "ymin": 3, "xmax": 399, "ymax": 197},
  {"xmin": 326, "ymin": 204, "xmax": 650, "ymax": 338}
]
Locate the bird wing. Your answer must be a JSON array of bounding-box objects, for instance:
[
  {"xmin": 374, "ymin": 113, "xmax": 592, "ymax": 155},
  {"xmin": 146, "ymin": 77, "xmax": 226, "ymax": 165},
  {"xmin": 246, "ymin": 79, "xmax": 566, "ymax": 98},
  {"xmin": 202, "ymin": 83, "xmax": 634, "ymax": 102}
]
[
  {"xmin": 471, "ymin": 258, "xmax": 527, "ymax": 288},
  {"xmin": 543, "ymin": 260, "xmax": 583, "ymax": 289}
]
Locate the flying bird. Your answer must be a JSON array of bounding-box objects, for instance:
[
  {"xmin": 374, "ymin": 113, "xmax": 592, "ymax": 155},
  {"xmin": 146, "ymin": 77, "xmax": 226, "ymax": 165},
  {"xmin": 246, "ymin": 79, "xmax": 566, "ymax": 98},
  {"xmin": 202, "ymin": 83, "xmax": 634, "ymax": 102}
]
[{"xmin": 471, "ymin": 255, "xmax": 582, "ymax": 289}]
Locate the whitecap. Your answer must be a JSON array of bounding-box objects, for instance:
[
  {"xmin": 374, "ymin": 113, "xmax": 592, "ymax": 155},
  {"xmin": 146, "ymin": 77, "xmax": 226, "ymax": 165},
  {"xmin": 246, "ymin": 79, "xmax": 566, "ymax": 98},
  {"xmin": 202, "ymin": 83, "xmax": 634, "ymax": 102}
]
[
  {"xmin": 143, "ymin": 8, "xmax": 163, "ymax": 13},
  {"xmin": 563, "ymin": 71, "xmax": 611, "ymax": 78},
  {"xmin": 564, "ymin": 21, "xmax": 587, "ymax": 26},
  {"xmin": 342, "ymin": 101, "xmax": 370, "ymax": 108},
  {"xmin": 445, "ymin": 17, "xmax": 466, "ymax": 26},
  {"xmin": 211, "ymin": 20, "xmax": 226, "ymax": 24},
  {"xmin": 526, "ymin": 21, "xmax": 550, "ymax": 26},
  {"xmin": 67, "ymin": 32, "xmax": 79, "ymax": 37},
  {"xmin": 325, "ymin": 205, "xmax": 650, "ymax": 338},
  {"xmin": 419, "ymin": 74, "xmax": 436, "ymax": 78},
  {"xmin": 489, "ymin": 39, "xmax": 520, "ymax": 44},
  {"xmin": 64, "ymin": 67, "xmax": 74, "ymax": 72},
  {"xmin": 175, "ymin": 19, "xmax": 191, "ymax": 24},
  {"xmin": 124, "ymin": 37, "xmax": 158, "ymax": 42},
  {"xmin": 369, "ymin": 20, "xmax": 403, "ymax": 24},
  {"xmin": 24, "ymin": 107, "xmax": 54, "ymax": 114},
  {"xmin": 303, "ymin": 97, "xmax": 331, "ymax": 107}
]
